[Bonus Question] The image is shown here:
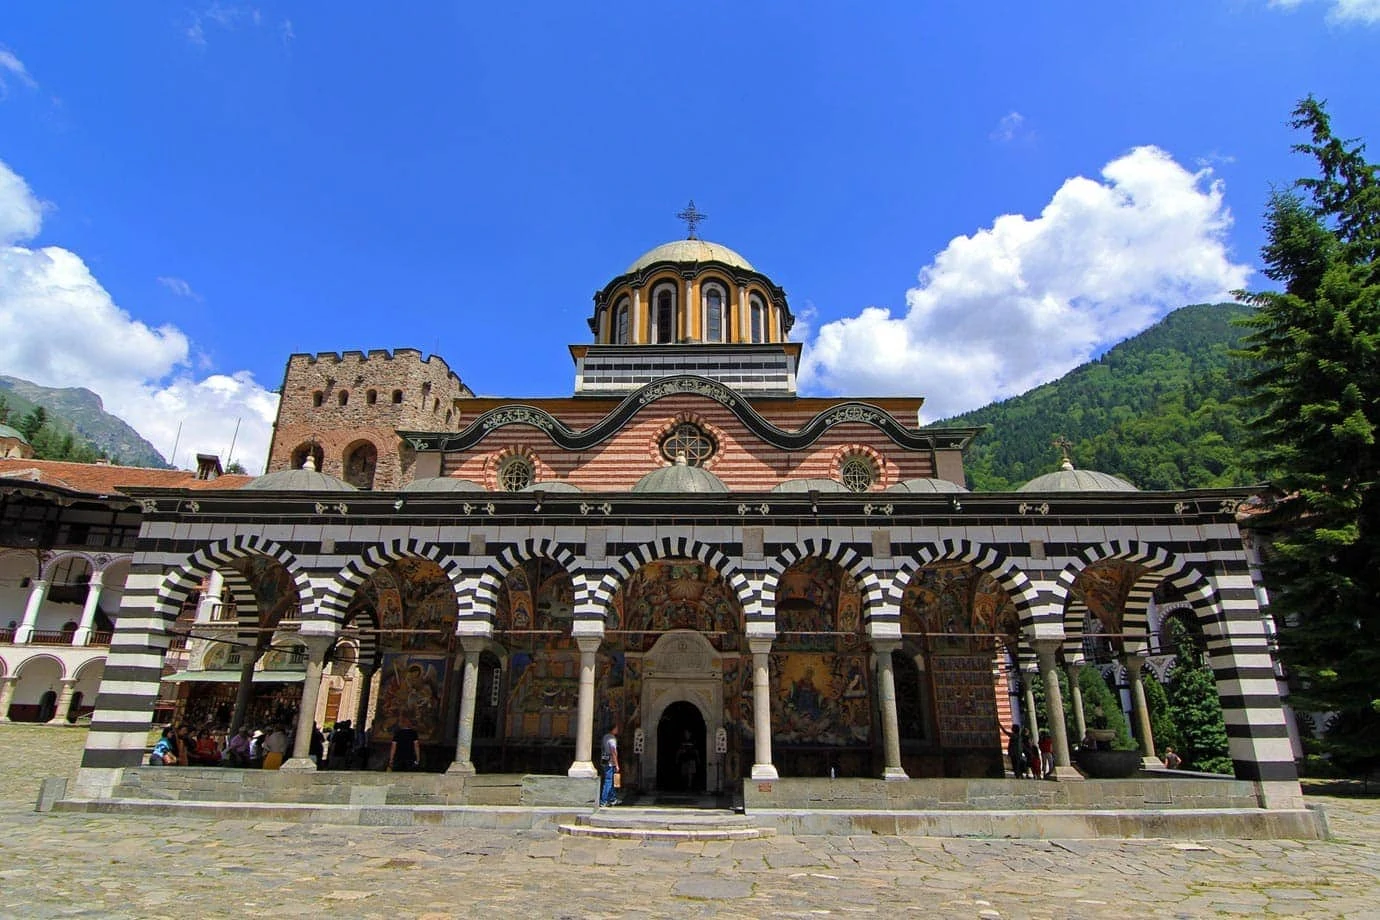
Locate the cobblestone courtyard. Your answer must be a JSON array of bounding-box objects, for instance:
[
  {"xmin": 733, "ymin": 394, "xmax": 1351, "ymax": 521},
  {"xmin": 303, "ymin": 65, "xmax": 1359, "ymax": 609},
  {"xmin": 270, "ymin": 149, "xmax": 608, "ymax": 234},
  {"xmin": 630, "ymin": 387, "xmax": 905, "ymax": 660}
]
[{"xmin": 2, "ymin": 724, "xmax": 1378, "ymax": 919}]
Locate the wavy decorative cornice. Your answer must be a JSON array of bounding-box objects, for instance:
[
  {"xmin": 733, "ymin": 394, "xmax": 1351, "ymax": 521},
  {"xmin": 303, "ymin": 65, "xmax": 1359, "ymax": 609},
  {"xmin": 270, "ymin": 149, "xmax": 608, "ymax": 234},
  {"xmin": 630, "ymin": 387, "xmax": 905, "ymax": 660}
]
[{"xmin": 400, "ymin": 375, "xmax": 981, "ymax": 453}]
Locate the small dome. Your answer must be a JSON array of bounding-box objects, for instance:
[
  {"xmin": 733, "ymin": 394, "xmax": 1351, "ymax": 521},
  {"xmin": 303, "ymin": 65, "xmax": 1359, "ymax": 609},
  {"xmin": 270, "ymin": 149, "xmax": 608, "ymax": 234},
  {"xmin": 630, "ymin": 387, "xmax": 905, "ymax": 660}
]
[
  {"xmin": 0, "ymin": 424, "xmax": 30, "ymax": 445},
  {"xmin": 631, "ymin": 455, "xmax": 729, "ymax": 493},
  {"xmin": 402, "ymin": 477, "xmax": 487, "ymax": 493},
  {"xmin": 886, "ymin": 478, "xmax": 969, "ymax": 494},
  {"xmin": 771, "ymin": 479, "xmax": 849, "ymax": 493},
  {"xmin": 626, "ymin": 239, "xmax": 755, "ymax": 274},
  {"xmin": 244, "ymin": 457, "xmax": 356, "ymax": 492},
  {"xmin": 519, "ymin": 481, "xmax": 583, "ymax": 493},
  {"xmin": 1019, "ymin": 458, "xmax": 1138, "ymax": 493}
]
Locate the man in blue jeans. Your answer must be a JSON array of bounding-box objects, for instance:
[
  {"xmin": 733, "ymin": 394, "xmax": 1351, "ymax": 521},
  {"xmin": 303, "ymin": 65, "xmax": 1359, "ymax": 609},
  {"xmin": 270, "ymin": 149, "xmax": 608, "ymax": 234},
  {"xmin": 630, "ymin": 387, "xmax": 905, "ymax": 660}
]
[{"xmin": 599, "ymin": 724, "xmax": 621, "ymax": 806}]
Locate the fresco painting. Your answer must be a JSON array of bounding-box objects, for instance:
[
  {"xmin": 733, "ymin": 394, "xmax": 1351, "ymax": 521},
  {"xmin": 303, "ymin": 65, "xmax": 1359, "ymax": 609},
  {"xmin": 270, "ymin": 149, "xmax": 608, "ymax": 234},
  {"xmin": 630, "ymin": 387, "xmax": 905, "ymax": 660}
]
[
  {"xmin": 611, "ymin": 560, "xmax": 740, "ymax": 652},
  {"xmin": 504, "ymin": 649, "xmax": 579, "ymax": 740},
  {"xmin": 771, "ymin": 651, "xmax": 870, "ymax": 744},
  {"xmin": 1072, "ymin": 561, "xmax": 1145, "ymax": 640},
  {"xmin": 375, "ymin": 653, "xmax": 446, "ymax": 742},
  {"xmin": 230, "ymin": 555, "xmax": 298, "ymax": 627}
]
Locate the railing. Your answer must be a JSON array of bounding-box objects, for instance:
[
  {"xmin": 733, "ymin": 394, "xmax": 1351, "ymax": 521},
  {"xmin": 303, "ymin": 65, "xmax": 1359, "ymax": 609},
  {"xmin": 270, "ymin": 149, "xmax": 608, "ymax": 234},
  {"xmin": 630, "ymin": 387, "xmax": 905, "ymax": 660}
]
[
  {"xmin": 90, "ymin": 631, "xmax": 113, "ymax": 645},
  {"xmin": 0, "ymin": 627, "xmax": 14, "ymax": 643},
  {"xmin": 29, "ymin": 630, "xmax": 71, "ymax": 645}
]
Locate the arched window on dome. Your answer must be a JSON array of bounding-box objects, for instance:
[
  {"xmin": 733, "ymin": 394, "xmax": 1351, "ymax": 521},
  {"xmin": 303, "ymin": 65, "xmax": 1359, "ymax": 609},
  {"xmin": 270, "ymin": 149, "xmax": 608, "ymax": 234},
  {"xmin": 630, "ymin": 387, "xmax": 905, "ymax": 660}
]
[
  {"xmin": 614, "ymin": 298, "xmax": 630, "ymax": 344},
  {"xmin": 652, "ymin": 284, "xmax": 677, "ymax": 344},
  {"xmin": 749, "ymin": 296, "xmax": 765, "ymax": 344},
  {"xmin": 702, "ymin": 282, "xmax": 726, "ymax": 342}
]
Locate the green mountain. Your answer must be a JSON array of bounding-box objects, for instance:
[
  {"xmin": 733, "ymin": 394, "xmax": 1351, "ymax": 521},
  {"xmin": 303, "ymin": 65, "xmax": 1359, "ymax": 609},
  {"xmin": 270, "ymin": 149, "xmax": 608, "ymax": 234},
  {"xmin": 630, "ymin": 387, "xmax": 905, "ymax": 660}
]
[
  {"xmin": 936, "ymin": 303, "xmax": 1260, "ymax": 491},
  {"xmin": 0, "ymin": 376, "xmax": 170, "ymax": 468}
]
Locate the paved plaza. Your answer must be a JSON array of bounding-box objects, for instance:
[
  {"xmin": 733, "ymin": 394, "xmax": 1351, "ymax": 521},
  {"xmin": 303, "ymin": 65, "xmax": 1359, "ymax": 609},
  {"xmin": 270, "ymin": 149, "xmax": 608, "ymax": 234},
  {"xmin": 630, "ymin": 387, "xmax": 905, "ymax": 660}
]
[{"xmin": 2, "ymin": 725, "xmax": 1378, "ymax": 919}]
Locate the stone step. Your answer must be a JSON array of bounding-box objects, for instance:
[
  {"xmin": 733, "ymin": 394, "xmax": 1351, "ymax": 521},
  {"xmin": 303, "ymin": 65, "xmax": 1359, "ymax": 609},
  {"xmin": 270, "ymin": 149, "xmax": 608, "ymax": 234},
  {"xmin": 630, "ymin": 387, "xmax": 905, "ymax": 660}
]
[{"xmin": 558, "ymin": 806, "xmax": 775, "ymax": 840}]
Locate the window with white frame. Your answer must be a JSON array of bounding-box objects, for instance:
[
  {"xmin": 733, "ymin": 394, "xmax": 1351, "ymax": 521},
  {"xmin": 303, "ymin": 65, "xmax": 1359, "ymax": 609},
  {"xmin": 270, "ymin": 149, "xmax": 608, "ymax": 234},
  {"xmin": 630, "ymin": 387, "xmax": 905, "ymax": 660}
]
[
  {"xmin": 614, "ymin": 298, "xmax": 630, "ymax": 344},
  {"xmin": 703, "ymin": 282, "xmax": 726, "ymax": 342},
  {"xmin": 749, "ymin": 295, "xmax": 765, "ymax": 343},
  {"xmin": 653, "ymin": 285, "xmax": 676, "ymax": 343}
]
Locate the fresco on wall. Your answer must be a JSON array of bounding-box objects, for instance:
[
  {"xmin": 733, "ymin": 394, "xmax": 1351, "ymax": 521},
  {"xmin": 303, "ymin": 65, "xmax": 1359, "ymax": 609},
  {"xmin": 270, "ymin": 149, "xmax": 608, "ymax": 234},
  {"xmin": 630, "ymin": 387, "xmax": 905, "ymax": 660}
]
[
  {"xmin": 230, "ymin": 556, "xmax": 299, "ymax": 628},
  {"xmin": 505, "ymin": 649, "xmax": 579, "ymax": 740},
  {"xmin": 610, "ymin": 560, "xmax": 742, "ymax": 652},
  {"xmin": 771, "ymin": 651, "xmax": 870, "ymax": 744},
  {"xmin": 345, "ymin": 558, "xmax": 457, "ymax": 655},
  {"xmin": 775, "ymin": 557, "xmax": 864, "ymax": 652},
  {"xmin": 900, "ymin": 564, "xmax": 1020, "ymax": 652},
  {"xmin": 1071, "ymin": 561, "xmax": 1145, "ymax": 641},
  {"xmin": 375, "ymin": 653, "xmax": 446, "ymax": 742},
  {"xmin": 495, "ymin": 559, "xmax": 575, "ymax": 648}
]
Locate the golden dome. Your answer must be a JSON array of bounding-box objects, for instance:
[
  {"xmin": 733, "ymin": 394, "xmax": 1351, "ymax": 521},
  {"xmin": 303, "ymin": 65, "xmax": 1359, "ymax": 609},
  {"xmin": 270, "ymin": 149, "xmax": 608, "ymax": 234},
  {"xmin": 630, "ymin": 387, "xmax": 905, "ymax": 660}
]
[{"xmin": 625, "ymin": 239, "xmax": 755, "ymax": 274}]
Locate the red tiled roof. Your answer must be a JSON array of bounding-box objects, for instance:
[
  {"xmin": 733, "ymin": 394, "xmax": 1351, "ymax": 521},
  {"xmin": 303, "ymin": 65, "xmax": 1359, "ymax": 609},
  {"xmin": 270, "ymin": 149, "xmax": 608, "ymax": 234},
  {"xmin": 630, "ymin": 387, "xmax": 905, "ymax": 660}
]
[{"xmin": 0, "ymin": 458, "xmax": 253, "ymax": 495}]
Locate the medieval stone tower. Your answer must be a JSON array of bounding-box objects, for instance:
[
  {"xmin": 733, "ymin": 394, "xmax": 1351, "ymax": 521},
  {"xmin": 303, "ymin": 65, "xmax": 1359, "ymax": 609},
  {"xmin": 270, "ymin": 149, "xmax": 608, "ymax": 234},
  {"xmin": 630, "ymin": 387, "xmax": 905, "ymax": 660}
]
[{"xmin": 265, "ymin": 348, "xmax": 472, "ymax": 490}]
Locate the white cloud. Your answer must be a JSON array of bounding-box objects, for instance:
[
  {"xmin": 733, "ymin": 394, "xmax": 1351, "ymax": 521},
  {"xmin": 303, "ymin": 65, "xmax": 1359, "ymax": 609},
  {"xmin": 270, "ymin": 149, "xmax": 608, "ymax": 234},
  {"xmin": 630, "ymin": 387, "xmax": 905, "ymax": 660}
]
[
  {"xmin": 990, "ymin": 111, "xmax": 1029, "ymax": 144},
  {"xmin": 799, "ymin": 146, "xmax": 1251, "ymax": 422},
  {"xmin": 185, "ymin": 4, "xmax": 295, "ymax": 47},
  {"xmin": 0, "ymin": 158, "xmax": 278, "ymax": 472},
  {"xmin": 156, "ymin": 275, "xmax": 201, "ymax": 300},
  {"xmin": 1264, "ymin": 0, "xmax": 1380, "ymax": 22},
  {"xmin": 0, "ymin": 47, "xmax": 38, "ymax": 98}
]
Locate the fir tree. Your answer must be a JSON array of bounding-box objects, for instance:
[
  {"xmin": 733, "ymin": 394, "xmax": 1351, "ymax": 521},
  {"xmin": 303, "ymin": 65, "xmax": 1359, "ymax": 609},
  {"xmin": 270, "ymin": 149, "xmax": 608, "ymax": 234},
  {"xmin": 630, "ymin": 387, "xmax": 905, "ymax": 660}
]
[{"xmin": 1236, "ymin": 97, "xmax": 1380, "ymax": 781}]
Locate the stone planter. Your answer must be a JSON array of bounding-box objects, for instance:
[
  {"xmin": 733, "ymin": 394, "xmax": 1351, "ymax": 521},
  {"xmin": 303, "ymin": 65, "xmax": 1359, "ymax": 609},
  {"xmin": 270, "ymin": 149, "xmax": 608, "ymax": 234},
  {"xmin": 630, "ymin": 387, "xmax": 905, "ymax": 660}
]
[{"xmin": 1074, "ymin": 748, "xmax": 1142, "ymax": 779}]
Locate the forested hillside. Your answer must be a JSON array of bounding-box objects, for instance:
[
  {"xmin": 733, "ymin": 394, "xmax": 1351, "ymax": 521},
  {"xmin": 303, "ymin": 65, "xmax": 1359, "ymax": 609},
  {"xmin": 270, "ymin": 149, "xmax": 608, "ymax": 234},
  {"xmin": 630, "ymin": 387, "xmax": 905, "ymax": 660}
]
[
  {"xmin": 0, "ymin": 376, "xmax": 170, "ymax": 468},
  {"xmin": 936, "ymin": 303, "xmax": 1261, "ymax": 491}
]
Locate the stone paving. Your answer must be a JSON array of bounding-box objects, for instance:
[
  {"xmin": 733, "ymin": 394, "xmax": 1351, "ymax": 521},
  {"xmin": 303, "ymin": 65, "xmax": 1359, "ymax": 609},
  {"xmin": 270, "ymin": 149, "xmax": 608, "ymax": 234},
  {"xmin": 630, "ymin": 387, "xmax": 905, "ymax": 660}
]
[{"xmin": 3, "ymin": 723, "xmax": 1379, "ymax": 919}]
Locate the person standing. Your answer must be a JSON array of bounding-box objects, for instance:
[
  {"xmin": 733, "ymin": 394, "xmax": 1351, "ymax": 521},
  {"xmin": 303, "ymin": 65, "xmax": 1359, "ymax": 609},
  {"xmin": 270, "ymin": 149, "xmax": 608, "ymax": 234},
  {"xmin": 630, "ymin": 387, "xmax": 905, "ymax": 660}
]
[
  {"xmin": 388, "ymin": 717, "xmax": 421, "ymax": 772},
  {"xmin": 599, "ymin": 724, "xmax": 621, "ymax": 806},
  {"xmin": 262, "ymin": 724, "xmax": 289, "ymax": 770}
]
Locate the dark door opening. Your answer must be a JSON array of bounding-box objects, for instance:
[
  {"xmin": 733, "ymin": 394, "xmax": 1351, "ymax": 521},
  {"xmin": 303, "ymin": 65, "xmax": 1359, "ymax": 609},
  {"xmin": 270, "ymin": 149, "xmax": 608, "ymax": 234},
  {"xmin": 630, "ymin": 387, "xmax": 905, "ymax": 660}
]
[{"xmin": 656, "ymin": 701, "xmax": 706, "ymax": 793}]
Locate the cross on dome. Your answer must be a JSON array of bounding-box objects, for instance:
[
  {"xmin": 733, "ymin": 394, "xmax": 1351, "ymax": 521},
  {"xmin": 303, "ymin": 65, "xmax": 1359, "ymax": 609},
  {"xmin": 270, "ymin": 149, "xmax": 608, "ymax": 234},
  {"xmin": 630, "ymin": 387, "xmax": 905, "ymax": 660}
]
[{"xmin": 676, "ymin": 200, "xmax": 707, "ymax": 239}]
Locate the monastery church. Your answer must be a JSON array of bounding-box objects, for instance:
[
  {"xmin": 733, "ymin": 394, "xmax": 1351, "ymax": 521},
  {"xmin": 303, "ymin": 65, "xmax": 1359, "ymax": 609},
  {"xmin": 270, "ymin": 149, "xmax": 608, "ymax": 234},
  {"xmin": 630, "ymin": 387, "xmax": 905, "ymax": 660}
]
[{"xmin": 67, "ymin": 213, "xmax": 1303, "ymax": 813}]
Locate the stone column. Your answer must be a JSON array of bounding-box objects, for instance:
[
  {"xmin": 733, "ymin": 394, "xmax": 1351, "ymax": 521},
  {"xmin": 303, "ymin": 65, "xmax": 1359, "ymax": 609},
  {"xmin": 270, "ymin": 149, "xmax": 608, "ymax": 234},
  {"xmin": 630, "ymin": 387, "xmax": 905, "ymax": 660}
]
[
  {"xmin": 355, "ymin": 667, "xmax": 377, "ymax": 731},
  {"xmin": 196, "ymin": 571, "xmax": 225, "ymax": 623},
  {"xmin": 748, "ymin": 637, "xmax": 778, "ymax": 780},
  {"xmin": 15, "ymin": 579, "xmax": 49, "ymax": 644},
  {"xmin": 1123, "ymin": 654, "xmax": 1160, "ymax": 769},
  {"xmin": 1034, "ymin": 639, "xmax": 1080, "ymax": 780},
  {"xmin": 74, "ymin": 575, "xmax": 104, "ymax": 646},
  {"xmin": 229, "ymin": 655, "xmax": 260, "ymax": 733},
  {"xmin": 567, "ymin": 636, "xmax": 600, "ymax": 779},
  {"xmin": 1021, "ymin": 660, "xmax": 1041, "ymax": 739},
  {"xmin": 0, "ymin": 676, "xmax": 17, "ymax": 722},
  {"xmin": 447, "ymin": 637, "xmax": 485, "ymax": 775},
  {"xmin": 52, "ymin": 678, "xmax": 78, "ymax": 724},
  {"xmin": 1066, "ymin": 662, "xmax": 1087, "ymax": 743},
  {"xmin": 282, "ymin": 631, "xmax": 336, "ymax": 772},
  {"xmin": 870, "ymin": 639, "xmax": 908, "ymax": 780}
]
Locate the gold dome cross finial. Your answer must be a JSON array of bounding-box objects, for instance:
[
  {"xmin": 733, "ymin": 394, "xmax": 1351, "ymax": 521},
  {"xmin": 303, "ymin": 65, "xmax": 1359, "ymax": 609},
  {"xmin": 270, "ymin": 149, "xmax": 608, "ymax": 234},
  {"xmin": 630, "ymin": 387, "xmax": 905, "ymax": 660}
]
[{"xmin": 676, "ymin": 200, "xmax": 707, "ymax": 239}]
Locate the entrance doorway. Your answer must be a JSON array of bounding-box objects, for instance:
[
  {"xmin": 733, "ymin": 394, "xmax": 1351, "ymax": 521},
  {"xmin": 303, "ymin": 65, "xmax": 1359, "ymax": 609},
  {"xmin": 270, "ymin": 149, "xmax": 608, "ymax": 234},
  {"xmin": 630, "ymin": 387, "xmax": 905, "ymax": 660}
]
[{"xmin": 656, "ymin": 701, "xmax": 706, "ymax": 793}]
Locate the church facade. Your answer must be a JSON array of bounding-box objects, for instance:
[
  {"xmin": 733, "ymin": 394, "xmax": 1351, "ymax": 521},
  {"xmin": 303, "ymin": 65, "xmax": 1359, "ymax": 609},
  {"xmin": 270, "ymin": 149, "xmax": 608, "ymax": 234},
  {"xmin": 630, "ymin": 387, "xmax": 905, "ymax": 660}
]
[{"xmin": 74, "ymin": 229, "xmax": 1303, "ymax": 810}]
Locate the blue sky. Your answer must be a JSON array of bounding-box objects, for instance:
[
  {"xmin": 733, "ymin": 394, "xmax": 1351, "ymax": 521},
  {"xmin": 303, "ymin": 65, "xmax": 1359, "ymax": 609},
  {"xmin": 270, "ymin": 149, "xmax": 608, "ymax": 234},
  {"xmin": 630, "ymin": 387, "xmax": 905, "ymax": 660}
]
[{"xmin": 0, "ymin": 2, "xmax": 1375, "ymax": 472}]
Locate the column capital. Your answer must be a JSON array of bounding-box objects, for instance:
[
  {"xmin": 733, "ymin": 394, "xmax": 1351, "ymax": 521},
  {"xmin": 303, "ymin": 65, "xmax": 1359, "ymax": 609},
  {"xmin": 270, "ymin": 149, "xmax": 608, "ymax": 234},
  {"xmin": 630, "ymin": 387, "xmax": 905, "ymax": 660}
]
[
  {"xmin": 575, "ymin": 635, "xmax": 601, "ymax": 655},
  {"xmin": 459, "ymin": 636, "xmax": 488, "ymax": 655},
  {"xmin": 747, "ymin": 636, "xmax": 774, "ymax": 656},
  {"xmin": 869, "ymin": 637, "xmax": 901, "ymax": 655},
  {"xmin": 1121, "ymin": 653, "xmax": 1146, "ymax": 676},
  {"xmin": 1032, "ymin": 637, "xmax": 1062, "ymax": 656}
]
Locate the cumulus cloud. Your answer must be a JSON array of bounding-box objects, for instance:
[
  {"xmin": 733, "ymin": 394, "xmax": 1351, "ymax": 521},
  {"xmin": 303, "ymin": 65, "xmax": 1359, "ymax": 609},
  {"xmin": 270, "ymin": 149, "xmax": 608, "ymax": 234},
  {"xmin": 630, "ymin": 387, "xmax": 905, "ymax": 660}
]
[
  {"xmin": 799, "ymin": 146, "xmax": 1251, "ymax": 421},
  {"xmin": 0, "ymin": 159, "xmax": 277, "ymax": 472},
  {"xmin": 1265, "ymin": 0, "xmax": 1380, "ymax": 23}
]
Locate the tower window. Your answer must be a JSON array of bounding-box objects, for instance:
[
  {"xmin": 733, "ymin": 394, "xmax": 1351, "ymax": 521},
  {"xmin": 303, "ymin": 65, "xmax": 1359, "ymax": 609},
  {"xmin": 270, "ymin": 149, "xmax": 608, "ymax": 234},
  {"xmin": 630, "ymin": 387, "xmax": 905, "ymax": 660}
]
[
  {"xmin": 338, "ymin": 390, "xmax": 349, "ymax": 407},
  {"xmin": 703, "ymin": 284, "xmax": 725, "ymax": 342},
  {"xmin": 366, "ymin": 389, "xmax": 377, "ymax": 405},
  {"xmin": 653, "ymin": 285, "xmax": 676, "ymax": 344},
  {"xmin": 659, "ymin": 423, "xmax": 716, "ymax": 466},
  {"xmin": 615, "ymin": 298, "xmax": 630, "ymax": 344},
  {"xmin": 392, "ymin": 389, "xmax": 403, "ymax": 404},
  {"xmin": 499, "ymin": 456, "xmax": 534, "ymax": 492},
  {"xmin": 750, "ymin": 296, "xmax": 765, "ymax": 343},
  {"xmin": 312, "ymin": 391, "xmax": 324, "ymax": 408}
]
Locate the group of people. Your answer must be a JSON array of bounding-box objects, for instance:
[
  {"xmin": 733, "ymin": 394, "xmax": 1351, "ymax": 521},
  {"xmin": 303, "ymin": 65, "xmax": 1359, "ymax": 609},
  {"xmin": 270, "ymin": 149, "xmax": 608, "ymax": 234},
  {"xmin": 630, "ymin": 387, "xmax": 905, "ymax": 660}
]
[
  {"xmin": 1002, "ymin": 723, "xmax": 1055, "ymax": 779},
  {"xmin": 148, "ymin": 719, "xmax": 374, "ymax": 770}
]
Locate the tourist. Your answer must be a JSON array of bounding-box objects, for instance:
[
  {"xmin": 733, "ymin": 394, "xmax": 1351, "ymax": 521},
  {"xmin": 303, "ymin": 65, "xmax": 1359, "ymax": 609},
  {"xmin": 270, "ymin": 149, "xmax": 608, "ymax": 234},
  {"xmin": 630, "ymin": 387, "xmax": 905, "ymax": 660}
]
[
  {"xmin": 173, "ymin": 724, "xmax": 195, "ymax": 766},
  {"xmin": 1038, "ymin": 730, "xmax": 1054, "ymax": 779},
  {"xmin": 388, "ymin": 717, "xmax": 421, "ymax": 772},
  {"xmin": 224, "ymin": 727, "xmax": 251, "ymax": 767},
  {"xmin": 999, "ymin": 722, "xmax": 1028, "ymax": 778},
  {"xmin": 328, "ymin": 720, "xmax": 354, "ymax": 769},
  {"xmin": 353, "ymin": 723, "xmax": 372, "ymax": 770},
  {"xmin": 189, "ymin": 728, "xmax": 222, "ymax": 766},
  {"xmin": 149, "ymin": 727, "xmax": 176, "ymax": 766},
  {"xmin": 308, "ymin": 722, "xmax": 325, "ymax": 767},
  {"xmin": 1164, "ymin": 746, "xmax": 1182, "ymax": 770},
  {"xmin": 262, "ymin": 724, "xmax": 289, "ymax": 770},
  {"xmin": 599, "ymin": 724, "xmax": 621, "ymax": 806},
  {"xmin": 248, "ymin": 729, "xmax": 265, "ymax": 767}
]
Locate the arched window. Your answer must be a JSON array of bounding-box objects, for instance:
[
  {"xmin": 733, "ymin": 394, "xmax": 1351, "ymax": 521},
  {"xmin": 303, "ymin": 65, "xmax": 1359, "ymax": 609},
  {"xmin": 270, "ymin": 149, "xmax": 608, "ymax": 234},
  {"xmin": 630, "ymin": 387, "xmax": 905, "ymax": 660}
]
[
  {"xmin": 614, "ymin": 298, "xmax": 630, "ymax": 344},
  {"xmin": 291, "ymin": 442, "xmax": 324, "ymax": 472},
  {"xmin": 653, "ymin": 284, "xmax": 676, "ymax": 344},
  {"xmin": 312, "ymin": 391, "xmax": 324, "ymax": 408},
  {"xmin": 749, "ymin": 296, "xmax": 765, "ymax": 343},
  {"xmin": 840, "ymin": 455, "xmax": 876, "ymax": 492},
  {"xmin": 659, "ymin": 423, "xmax": 716, "ymax": 466},
  {"xmin": 499, "ymin": 456, "xmax": 534, "ymax": 492},
  {"xmin": 703, "ymin": 283, "xmax": 726, "ymax": 342},
  {"xmin": 366, "ymin": 389, "xmax": 378, "ymax": 405},
  {"xmin": 338, "ymin": 390, "xmax": 349, "ymax": 407},
  {"xmin": 391, "ymin": 389, "xmax": 403, "ymax": 404},
  {"xmin": 343, "ymin": 441, "xmax": 378, "ymax": 490}
]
